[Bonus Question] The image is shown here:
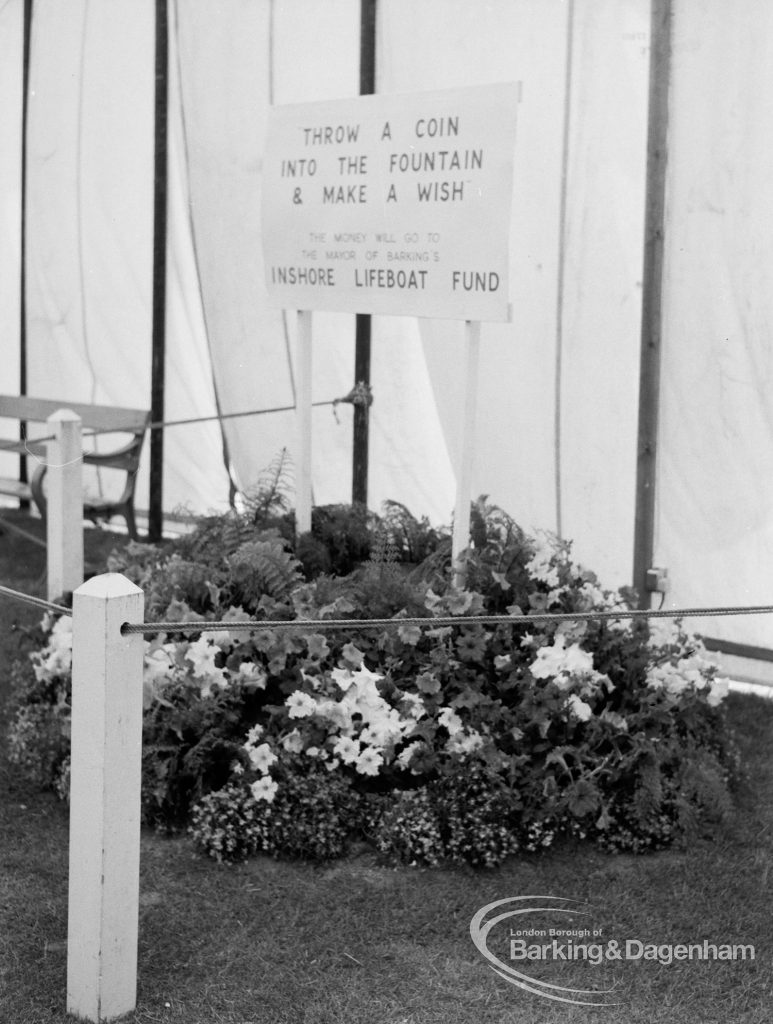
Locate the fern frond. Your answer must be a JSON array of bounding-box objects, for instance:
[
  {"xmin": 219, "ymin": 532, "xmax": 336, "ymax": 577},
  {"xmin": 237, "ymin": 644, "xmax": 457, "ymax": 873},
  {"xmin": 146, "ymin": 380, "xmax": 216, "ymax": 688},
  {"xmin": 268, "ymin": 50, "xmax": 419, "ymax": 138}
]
[
  {"xmin": 227, "ymin": 537, "xmax": 302, "ymax": 605},
  {"xmin": 240, "ymin": 448, "xmax": 294, "ymax": 523}
]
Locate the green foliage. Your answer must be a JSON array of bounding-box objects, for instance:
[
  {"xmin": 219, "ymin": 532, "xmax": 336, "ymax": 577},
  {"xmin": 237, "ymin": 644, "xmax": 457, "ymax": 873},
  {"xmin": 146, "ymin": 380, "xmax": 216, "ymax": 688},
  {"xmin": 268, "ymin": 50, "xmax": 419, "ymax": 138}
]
[
  {"xmin": 369, "ymin": 762, "xmax": 521, "ymax": 868},
  {"xmin": 240, "ymin": 448, "xmax": 295, "ymax": 525},
  {"xmin": 190, "ymin": 755, "xmax": 360, "ymax": 863},
  {"xmin": 297, "ymin": 501, "xmax": 447, "ymax": 579},
  {"xmin": 188, "ymin": 783, "xmax": 273, "ymax": 863},
  {"xmin": 308, "ymin": 503, "xmax": 375, "ymax": 576},
  {"xmin": 141, "ymin": 678, "xmax": 269, "ymax": 830},
  {"xmin": 463, "ymin": 496, "xmax": 535, "ymax": 612},
  {"xmin": 370, "ymin": 788, "xmax": 445, "ymax": 866},
  {"xmin": 5, "ymin": 622, "xmax": 71, "ymax": 793},
  {"xmin": 263, "ymin": 756, "xmax": 362, "ymax": 860},
  {"xmin": 174, "ymin": 449, "xmax": 296, "ymax": 564},
  {"xmin": 439, "ymin": 761, "xmax": 522, "ymax": 867},
  {"xmin": 6, "ymin": 493, "xmax": 742, "ymax": 870},
  {"xmin": 380, "ymin": 500, "xmax": 447, "ymax": 563},
  {"xmin": 6, "ymin": 700, "xmax": 69, "ymax": 790},
  {"xmin": 225, "ymin": 536, "xmax": 303, "ymax": 609}
]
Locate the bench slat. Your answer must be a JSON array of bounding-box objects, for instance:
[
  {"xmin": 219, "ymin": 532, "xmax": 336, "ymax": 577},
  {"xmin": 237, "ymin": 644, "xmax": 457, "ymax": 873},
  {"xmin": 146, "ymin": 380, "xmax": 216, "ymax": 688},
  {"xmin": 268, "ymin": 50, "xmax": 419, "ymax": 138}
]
[
  {"xmin": 0, "ymin": 395, "xmax": 149, "ymax": 433},
  {"xmin": 0, "ymin": 395, "xmax": 150, "ymax": 540},
  {"xmin": 0, "ymin": 477, "xmax": 33, "ymax": 500}
]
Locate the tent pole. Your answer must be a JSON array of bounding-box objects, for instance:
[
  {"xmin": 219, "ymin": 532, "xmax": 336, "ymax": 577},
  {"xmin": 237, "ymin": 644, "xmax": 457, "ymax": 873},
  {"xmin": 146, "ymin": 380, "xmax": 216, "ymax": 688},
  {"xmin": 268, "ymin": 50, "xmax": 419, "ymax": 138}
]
[
  {"xmin": 149, "ymin": 0, "xmax": 169, "ymax": 542},
  {"xmin": 352, "ymin": 0, "xmax": 376, "ymax": 508},
  {"xmin": 18, "ymin": 0, "xmax": 33, "ymax": 508},
  {"xmin": 632, "ymin": 0, "xmax": 672, "ymax": 606}
]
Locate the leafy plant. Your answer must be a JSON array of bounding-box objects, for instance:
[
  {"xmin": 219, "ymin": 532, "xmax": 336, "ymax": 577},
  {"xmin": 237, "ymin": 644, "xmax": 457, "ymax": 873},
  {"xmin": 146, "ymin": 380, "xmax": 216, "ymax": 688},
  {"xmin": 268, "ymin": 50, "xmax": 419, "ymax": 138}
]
[
  {"xmin": 241, "ymin": 447, "xmax": 295, "ymax": 525},
  {"xmin": 225, "ymin": 536, "xmax": 303, "ymax": 609},
  {"xmin": 307, "ymin": 503, "xmax": 375, "ymax": 576},
  {"xmin": 6, "ymin": 496, "xmax": 740, "ymax": 869},
  {"xmin": 190, "ymin": 754, "xmax": 360, "ymax": 862},
  {"xmin": 380, "ymin": 499, "xmax": 447, "ymax": 563}
]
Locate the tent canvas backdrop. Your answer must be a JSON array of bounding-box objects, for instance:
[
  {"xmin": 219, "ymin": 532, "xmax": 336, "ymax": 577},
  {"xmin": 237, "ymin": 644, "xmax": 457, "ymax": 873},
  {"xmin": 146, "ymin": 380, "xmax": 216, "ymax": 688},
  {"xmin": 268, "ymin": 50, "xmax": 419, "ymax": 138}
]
[{"xmin": 0, "ymin": 0, "xmax": 771, "ymax": 652}]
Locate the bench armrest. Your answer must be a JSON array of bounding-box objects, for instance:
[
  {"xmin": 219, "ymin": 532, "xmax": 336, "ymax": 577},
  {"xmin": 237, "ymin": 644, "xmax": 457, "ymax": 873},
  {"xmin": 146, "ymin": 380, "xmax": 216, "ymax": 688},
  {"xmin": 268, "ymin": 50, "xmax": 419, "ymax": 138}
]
[{"xmin": 83, "ymin": 438, "xmax": 144, "ymax": 472}]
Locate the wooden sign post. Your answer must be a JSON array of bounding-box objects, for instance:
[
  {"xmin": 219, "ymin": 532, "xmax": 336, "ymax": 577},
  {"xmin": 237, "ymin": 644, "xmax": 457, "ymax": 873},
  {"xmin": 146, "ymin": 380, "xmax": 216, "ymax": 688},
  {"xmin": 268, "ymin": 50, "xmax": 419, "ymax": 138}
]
[
  {"xmin": 452, "ymin": 321, "xmax": 481, "ymax": 583},
  {"xmin": 296, "ymin": 310, "xmax": 313, "ymax": 534},
  {"xmin": 261, "ymin": 83, "xmax": 520, "ymax": 575}
]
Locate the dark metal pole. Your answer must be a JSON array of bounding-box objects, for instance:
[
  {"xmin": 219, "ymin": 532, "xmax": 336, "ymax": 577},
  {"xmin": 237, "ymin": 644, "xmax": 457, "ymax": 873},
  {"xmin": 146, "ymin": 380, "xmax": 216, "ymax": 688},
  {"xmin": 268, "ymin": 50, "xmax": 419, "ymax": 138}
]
[
  {"xmin": 18, "ymin": 0, "xmax": 33, "ymax": 507},
  {"xmin": 632, "ymin": 0, "xmax": 672, "ymax": 604},
  {"xmin": 352, "ymin": 0, "xmax": 376, "ymax": 507},
  {"xmin": 149, "ymin": 0, "xmax": 169, "ymax": 541}
]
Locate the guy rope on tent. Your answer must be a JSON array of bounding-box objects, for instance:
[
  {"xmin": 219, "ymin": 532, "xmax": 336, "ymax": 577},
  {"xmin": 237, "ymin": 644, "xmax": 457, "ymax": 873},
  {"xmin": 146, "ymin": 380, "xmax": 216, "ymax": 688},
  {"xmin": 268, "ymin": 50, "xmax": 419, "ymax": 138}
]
[{"xmin": 76, "ymin": 385, "xmax": 371, "ymax": 440}]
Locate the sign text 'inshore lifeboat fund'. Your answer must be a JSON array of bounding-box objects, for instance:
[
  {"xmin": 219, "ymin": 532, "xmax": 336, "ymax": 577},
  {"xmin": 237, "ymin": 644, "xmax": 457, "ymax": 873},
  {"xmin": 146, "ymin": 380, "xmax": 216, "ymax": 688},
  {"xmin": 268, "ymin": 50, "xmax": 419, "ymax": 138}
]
[{"xmin": 262, "ymin": 83, "xmax": 519, "ymax": 321}]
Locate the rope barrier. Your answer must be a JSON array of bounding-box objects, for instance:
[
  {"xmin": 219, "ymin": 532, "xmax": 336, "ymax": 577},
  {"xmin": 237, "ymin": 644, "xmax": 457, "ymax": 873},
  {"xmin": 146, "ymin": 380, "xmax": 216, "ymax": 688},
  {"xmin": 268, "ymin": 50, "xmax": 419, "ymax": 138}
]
[
  {"xmin": 0, "ymin": 582, "xmax": 69, "ymax": 616},
  {"xmin": 2, "ymin": 397, "xmax": 346, "ymax": 446},
  {"xmin": 0, "ymin": 513, "xmax": 47, "ymax": 549},
  {"xmin": 120, "ymin": 603, "xmax": 773, "ymax": 637},
  {"xmin": 81, "ymin": 398, "xmax": 344, "ymax": 438},
  {"xmin": 2, "ymin": 392, "xmax": 360, "ymax": 465},
  {"xmin": 0, "ymin": 577, "xmax": 770, "ymax": 640}
]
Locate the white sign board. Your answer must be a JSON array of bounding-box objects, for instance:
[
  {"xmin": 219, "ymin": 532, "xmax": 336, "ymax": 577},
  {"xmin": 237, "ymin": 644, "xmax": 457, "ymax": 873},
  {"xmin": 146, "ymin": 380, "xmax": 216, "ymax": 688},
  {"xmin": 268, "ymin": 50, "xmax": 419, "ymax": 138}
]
[{"xmin": 262, "ymin": 83, "xmax": 519, "ymax": 321}]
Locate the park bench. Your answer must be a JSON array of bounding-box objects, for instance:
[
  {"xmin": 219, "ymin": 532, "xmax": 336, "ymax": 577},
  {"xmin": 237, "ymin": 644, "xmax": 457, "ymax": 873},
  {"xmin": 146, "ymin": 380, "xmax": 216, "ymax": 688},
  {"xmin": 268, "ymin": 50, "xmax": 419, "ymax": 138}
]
[{"xmin": 0, "ymin": 395, "xmax": 150, "ymax": 540}]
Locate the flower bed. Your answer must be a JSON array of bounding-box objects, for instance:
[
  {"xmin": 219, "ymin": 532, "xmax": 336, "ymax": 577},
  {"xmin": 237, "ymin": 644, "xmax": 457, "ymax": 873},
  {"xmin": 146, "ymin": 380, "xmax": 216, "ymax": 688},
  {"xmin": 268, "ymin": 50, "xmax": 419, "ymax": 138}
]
[{"xmin": 5, "ymin": 494, "xmax": 738, "ymax": 867}]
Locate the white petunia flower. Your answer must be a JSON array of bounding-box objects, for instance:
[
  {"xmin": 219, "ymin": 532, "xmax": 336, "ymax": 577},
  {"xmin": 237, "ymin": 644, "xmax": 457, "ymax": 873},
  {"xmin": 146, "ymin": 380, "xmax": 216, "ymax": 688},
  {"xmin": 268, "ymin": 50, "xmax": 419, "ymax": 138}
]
[
  {"xmin": 250, "ymin": 777, "xmax": 278, "ymax": 803},
  {"xmin": 330, "ymin": 666, "xmax": 356, "ymax": 692},
  {"xmin": 245, "ymin": 724, "xmax": 264, "ymax": 745},
  {"xmin": 707, "ymin": 677, "xmax": 729, "ymax": 706},
  {"xmin": 144, "ymin": 647, "xmax": 174, "ymax": 682},
  {"xmin": 446, "ymin": 729, "xmax": 485, "ymax": 755},
  {"xmin": 51, "ymin": 616, "xmax": 74, "ymax": 646},
  {"xmin": 316, "ymin": 698, "xmax": 354, "ymax": 731},
  {"xmin": 286, "ymin": 690, "xmax": 317, "ymax": 719},
  {"xmin": 530, "ymin": 636, "xmax": 607, "ymax": 694},
  {"xmin": 400, "ymin": 692, "xmax": 427, "ymax": 721},
  {"xmin": 239, "ymin": 661, "xmax": 268, "ymax": 689},
  {"xmin": 185, "ymin": 636, "xmax": 219, "ymax": 676},
  {"xmin": 438, "ymin": 706, "xmax": 463, "ymax": 736},
  {"xmin": 281, "ymin": 729, "xmax": 304, "ymax": 753},
  {"xmin": 333, "ymin": 735, "xmax": 361, "ymax": 764},
  {"xmin": 396, "ymin": 742, "xmax": 424, "ymax": 769},
  {"xmin": 565, "ymin": 693, "xmax": 593, "ymax": 722},
  {"xmin": 355, "ymin": 747, "xmax": 384, "ymax": 776},
  {"xmin": 247, "ymin": 742, "xmax": 277, "ymax": 774}
]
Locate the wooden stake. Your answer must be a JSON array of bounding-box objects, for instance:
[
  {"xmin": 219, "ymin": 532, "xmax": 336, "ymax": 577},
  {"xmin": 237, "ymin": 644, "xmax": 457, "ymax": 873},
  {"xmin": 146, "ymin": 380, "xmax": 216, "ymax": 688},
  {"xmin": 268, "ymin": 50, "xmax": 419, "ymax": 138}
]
[
  {"xmin": 352, "ymin": 0, "xmax": 377, "ymax": 507},
  {"xmin": 633, "ymin": 0, "xmax": 672, "ymax": 606},
  {"xmin": 149, "ymin": 0, "xmax": 169, "ymax": 543},
  {"xmin": 67, "ymin": 573, "xmax": 145, "ymax": 1023},
  {"xmin": 296, "ymin": 309, "xmax": 313, "ymax": 534},
  {"xmin": 46, "ymin": 409, "xmax": 84, "ymax": 602},
  {"xmin": 452, "ymin": 320, "xmax": 481, "ymax": 586}
]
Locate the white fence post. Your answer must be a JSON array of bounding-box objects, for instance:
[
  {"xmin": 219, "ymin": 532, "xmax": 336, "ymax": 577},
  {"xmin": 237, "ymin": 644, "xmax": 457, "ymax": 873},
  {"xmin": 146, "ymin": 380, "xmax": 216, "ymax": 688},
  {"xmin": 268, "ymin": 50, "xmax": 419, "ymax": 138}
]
[
  {"xmin": 67, "ymin": 573, "xmax": 145, "ymax": 1023},
  {"xmin": 46, "ymin": 409, "xmax": 84, "ymax": 602}
]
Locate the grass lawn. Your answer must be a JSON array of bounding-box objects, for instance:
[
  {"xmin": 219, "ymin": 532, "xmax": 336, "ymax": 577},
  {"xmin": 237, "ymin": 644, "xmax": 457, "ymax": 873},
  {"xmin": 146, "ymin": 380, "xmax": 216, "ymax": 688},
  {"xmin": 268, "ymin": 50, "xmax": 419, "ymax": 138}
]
[{"xmin": 1, "ymin": 510, "xmax": 772, "ymax": 1023}]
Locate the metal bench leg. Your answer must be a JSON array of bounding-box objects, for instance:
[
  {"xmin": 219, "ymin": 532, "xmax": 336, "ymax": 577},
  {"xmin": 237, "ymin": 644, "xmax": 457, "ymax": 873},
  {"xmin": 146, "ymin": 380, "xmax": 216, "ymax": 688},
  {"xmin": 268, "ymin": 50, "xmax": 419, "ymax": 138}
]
[{"xmin": 123, "ymin": 502, "xmax": 139, "ymax": 541}]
